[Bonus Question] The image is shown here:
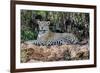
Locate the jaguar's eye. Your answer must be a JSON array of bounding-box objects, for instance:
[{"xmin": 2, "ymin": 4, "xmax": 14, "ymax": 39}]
[{"xmin": 41, "ymin": 27, "xmax": 43, "ymax": 30}]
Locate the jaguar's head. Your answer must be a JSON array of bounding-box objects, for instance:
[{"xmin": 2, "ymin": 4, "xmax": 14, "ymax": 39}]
[{"xmin": 37, "ymin": 21, "xmax": 50, "ymax": 38}]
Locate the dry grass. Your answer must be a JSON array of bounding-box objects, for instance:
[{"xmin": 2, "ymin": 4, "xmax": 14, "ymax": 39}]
[{"xmin": 21, "ymin": 43, "xmax": 89, "ymax": 63}]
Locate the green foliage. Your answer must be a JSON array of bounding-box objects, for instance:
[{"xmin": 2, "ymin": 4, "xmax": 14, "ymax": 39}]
[{"xmin": 21, "ymin": 29, "xmax": 38, "ymax": 42}]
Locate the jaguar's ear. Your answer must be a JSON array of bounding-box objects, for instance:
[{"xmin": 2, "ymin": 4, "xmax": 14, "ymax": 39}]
[{"xmin": 47, "ymin": 21, "xmax": 50, "ymax": 25}]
